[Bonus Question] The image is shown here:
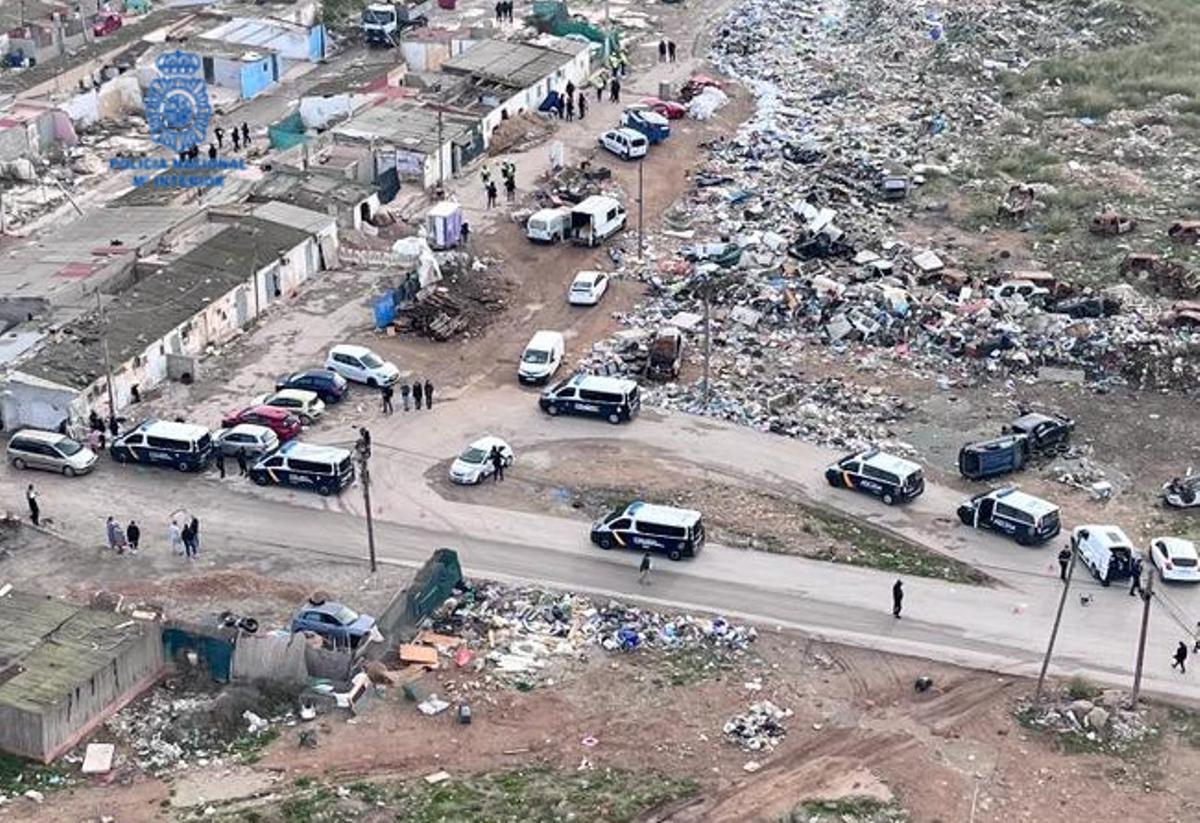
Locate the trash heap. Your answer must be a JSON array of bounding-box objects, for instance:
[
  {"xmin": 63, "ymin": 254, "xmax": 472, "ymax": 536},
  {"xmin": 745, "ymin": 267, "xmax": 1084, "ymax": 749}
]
[
  {"xmin": 430, "ymin": 583, "xmax": 758, "ymax": 685},
  {"xmin": 1017, "ymin": 690, "xmax": 1156, "ymax": 755},
  {"xmin": 723, "ymin": 700, "xmax": 792, "ymax": 751},
  {"xmin": 589, "ymin": 0, "xmax": 1200, "ymax": 442}
]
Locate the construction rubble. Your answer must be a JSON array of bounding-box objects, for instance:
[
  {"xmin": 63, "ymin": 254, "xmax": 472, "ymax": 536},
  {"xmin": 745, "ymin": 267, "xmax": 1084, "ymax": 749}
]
[
  {"xmin": 568, "ymin": 0, "xmax": 1200, "ymax": 449},
  {"xmin": 1018, "ymin": 690, "xmax": 1156, "ymax": 755},
  {"xmin": 426, "ymin": 582, "xmax": 758, "ymax": 687}
]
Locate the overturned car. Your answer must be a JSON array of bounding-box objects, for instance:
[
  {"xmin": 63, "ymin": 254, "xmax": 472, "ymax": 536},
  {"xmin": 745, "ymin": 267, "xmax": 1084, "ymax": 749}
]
[{"xmin": 1163, "ymin": 472, "xmax": 1200, "ymax": 509}]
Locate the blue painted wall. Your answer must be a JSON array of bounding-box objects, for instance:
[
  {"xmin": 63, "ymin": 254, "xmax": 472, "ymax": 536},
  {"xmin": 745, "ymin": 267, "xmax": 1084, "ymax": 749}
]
[{"xmin": 239, "ymin": 54, "xmax": 278, "ymax": 99}]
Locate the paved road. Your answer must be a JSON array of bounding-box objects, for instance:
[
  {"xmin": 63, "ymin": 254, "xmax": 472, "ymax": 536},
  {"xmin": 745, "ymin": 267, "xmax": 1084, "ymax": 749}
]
[{"xmin": 7, "ymin": 391, "xmax": 1200, "ymax": 705}]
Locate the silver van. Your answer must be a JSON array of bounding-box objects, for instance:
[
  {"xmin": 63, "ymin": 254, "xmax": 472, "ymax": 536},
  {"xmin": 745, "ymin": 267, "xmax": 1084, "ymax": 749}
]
[{"xmin": 6, "ymin": 429, "xmax": 98, "ymax": 476}]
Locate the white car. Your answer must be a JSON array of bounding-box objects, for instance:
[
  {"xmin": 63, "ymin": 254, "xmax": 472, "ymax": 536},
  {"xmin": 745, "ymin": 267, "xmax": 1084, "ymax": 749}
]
[
  {"xmin": 568, "ymin": 270, "xmax": 610, "ymax": 306},
  {"xmin": 213, "ymin": 423, "xmax": 280, "ymax": 459},
  {"xmin": 449, "ymin": 436, "xmax": 514, "ymax": 485},
  {"xmin": 253, "ymin": 389, "xmax": 326, "ymax": 424},
  {"xmin": 598, "ymin": 127, "xmax": 648, "ymax": 160},
  {"xmin": 325, "ymin": 344, "xmax": 399, "ymax": 387},
  {"xmin": 986, "ymin": 280, "xmax": 1050, "ymax": 302},
  {"xmin": 1149, "ymin": 537, "xmax": 1200, "ymax": 583}
]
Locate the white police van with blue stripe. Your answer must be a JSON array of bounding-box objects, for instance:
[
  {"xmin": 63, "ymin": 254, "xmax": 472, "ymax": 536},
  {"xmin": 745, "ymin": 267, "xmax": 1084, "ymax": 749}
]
[
  {"xmin": 957, "ymin": 486, "xmax": 1061, "ymax": 545},
  {"xmin": 590, "ymin": 501, "xmax": 705, "ymax": 561},
  {"xmin": 540, "ymin": 374, "xmax": 640, "ymax": 424},
  {"xmin": 249, "ymin": 441, "xmax": 355, "ymax": 496}
]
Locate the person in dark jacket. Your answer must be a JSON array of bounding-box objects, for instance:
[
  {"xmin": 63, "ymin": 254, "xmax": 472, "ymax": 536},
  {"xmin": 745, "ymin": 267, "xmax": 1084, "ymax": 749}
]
[
  {"xmin": 215, "ymin": 449, "xmax": 226, "ymax": 479},
  {"xmin": 892, "ymin": 579, "xmax": 904, "ymax": 618},
  {"xmin": 413, "ymin": 380, "xmax": 423, "ymax": 410},
  {"xmin": 236, "ymin": 450, "xmax": 249, "ymax": 477},
  {"xmin": 1129, "ymin": 556, "xmax": 1145, "ymax": 596},
  {"xmin": 490, "ymin": 446, "xmax": 505, "ymax": 482},
  {"xmin": 1057, "ymin": 547, "xmax": 1071, "ymax": 582},
  {"xmin": 423, "ymin": 379, "xmax": 434, "ymax": 410},
  {"xmin": 1173, "ymin": 641, "xmax": 1189, "ymax": 673},
  {"xmin": 126, "ymin": 520, "xmax": 141, "ymax": 553}
]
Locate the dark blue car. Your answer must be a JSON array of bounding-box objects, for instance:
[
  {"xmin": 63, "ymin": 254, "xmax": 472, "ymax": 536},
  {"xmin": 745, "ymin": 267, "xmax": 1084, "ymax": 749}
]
[
  {"xmin": 274, "ymin": 369, "xmax": 348, "ymax": 403},
  {"xmin": 289, "ymin": 601, "xmax": 376, "ymax": 648}
]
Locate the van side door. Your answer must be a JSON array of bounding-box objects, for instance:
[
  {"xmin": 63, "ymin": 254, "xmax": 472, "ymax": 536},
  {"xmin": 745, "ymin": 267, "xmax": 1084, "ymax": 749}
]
[{"xmin": 608, "ymin": 517, "xmax": 634, "ymax": 548}]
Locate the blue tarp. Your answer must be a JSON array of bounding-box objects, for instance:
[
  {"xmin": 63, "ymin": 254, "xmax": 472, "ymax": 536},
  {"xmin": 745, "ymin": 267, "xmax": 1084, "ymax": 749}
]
[{"xmin": 374, "ymin": 291, "xmax": 397, "ymax": 329}]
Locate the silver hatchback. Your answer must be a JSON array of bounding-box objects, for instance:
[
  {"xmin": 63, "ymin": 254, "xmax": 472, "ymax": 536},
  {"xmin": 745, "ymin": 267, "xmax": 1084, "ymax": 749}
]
[{"xmin": 6, "ymin": 429, "xmax": 97, "ymax": 476}]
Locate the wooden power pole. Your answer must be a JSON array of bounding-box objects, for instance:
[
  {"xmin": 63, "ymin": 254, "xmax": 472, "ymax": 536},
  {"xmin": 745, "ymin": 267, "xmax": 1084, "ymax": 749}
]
[{"xmin": 1035, "ymin": 544, "xmax": 1076, "ymax": 703}]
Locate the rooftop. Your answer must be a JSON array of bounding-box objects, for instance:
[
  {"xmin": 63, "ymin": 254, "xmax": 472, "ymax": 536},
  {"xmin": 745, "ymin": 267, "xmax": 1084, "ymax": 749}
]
[
  {"xmin": 0, "ymin": 589, "xmax": 154, "ymax": 714},
  {"xmin": 201, "ymin": 16, "xmax": 310, "ymax": 52},
  {"xmin": 251, "ymin": 169, "xmax": 375, "ymax": 211},
  {"xmin": 333, "ymin": 100, "xmax": 478, "ymax": 155},
  {"xmin": 440, "ymin": 38, "xmax": 586, "ymax": 90},
  {"xmin": 22, "ymin": 216, "xmax": 312, "ymax": 389}
]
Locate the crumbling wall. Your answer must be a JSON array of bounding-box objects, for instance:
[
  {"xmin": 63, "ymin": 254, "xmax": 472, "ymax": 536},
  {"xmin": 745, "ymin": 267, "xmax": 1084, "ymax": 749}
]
[
  {"xmin": 0, "ymin": 702, "xmax": 43, "ymax": 762},
  {"xmin": 231, "ymin": 632, "xmax": 308, "ymax": 684}
]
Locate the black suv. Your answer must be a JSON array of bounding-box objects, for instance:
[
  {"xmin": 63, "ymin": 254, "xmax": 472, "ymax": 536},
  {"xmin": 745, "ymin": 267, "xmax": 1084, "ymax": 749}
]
[
  {"xmin": 1002, "ymin": 412, "xmax": 1074, "ymax": 454},
  {"xmin": 275, "ymin": 369, "xmax": 349, "ymax": 404}
]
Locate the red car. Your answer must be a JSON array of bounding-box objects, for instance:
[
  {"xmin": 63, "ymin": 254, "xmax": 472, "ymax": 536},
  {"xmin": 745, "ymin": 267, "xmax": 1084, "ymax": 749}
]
[
  {"xmin": 92, "ymin": 12, "xmax": 122, "ymax": 37},
  {"xmin": 221, "ymin": 405, "xmax": 302, "ymax": 441},
  {"xmin": 679, "ymin": 74, "xmax": 722, "ymax": 102},
  {"xmin": 639, "ymin": 97, "xmax": 687, "ymax": 120}
]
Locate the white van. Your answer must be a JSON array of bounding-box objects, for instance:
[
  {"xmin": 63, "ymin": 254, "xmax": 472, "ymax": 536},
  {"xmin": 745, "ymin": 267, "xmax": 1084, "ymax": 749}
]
[
  {"xmin": 518, "ymin": 330, "xmax": 565, "ymax": 385},
  {"xmin": 1072, "ymin": 524, "xmax": 1136, "ymax": 586},
  {"xmin": 570, "ymin": 195, "xmax": 627, "ymax": 247},
  {"xmin": 599, "ymin": 127, "xmax": 649, "ymax": 160},
  {"xmin": 526, "ymin": 207, "xmax": 572, "ymax": 243}
]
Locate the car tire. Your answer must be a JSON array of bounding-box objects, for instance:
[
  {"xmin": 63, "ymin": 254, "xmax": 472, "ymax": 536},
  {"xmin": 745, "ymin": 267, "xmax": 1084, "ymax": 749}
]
[
  {"xmin": 252, "ymin": 474, "xmax": 268, "ymax": 486},
  {"xmin": 113, "ymin": 450, "xmax": 128, "ymax": 463},
  {"xmin": 366, "ymin": 378, "xmax": 377, "ymax": 388},
  {"xmin": 1100, "ymin": 575, "xmax": 1111, "ymax": 588},
  {"xmin": 668, "ymin": 549, "xmax": 682, "ymax": 561},
  {"xmin": 62, "ymin": 465, "xmax": 76, "ymax": 478},
  {"xmin": 598, "ymin": 535, "xmax": 613, "ymax": 550},
  {"xmin": 11, "ymin": 457, "xmax": 25, "ymax": 470},
  {"xmin": 881, "ymin": 492, "xmax": 895, "ymax": 505},
  {"xmin": 826, "ymin": 473, "xmax": 840, "ymax": 487},
  {"xmin": 608, "ymin": 412, "xmax": 621, "ymax": 424},
  {"xmin": 1015, "ymin": 533, "xmax": 1031, "ymax": 546},
  {"xmin": 317, "ymin": 485, "xmax": 332, "ymax": 497},
  {"xmin": 177, "ymin": 461, "xmax": 190, "ymax": 472},
  {"xmin": 547, "ymin": 404, "xmax": 559, "ymax": 416}
]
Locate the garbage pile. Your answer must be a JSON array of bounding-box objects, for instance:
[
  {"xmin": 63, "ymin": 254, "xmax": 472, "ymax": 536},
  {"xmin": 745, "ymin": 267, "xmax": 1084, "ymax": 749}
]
[
  {"xmin": 1017, "ymin": 690, "xmax": 1156, "ymax": 754},
  {"xmin": 430, "ymin": 583, "xmax": 758, "ymax": 685},
  {"xmin": 723, "ymin": 700, "xmax": 792, "ymax": 751},
  {"xmin": 592, "ymin": 0, "xmax": 1200, "ymax": 442}
]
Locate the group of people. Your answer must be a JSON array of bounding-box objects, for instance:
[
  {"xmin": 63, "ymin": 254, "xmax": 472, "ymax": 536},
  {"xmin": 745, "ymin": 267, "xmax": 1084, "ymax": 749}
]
[
  {"xmin": 548, "ymin": 80, "xmax": 585, "ymax": 122},
  {"xmin": 104, "ymin": 516, "xmax": 141, "ymax": 554},
  {"xmin": 381, "ymin": 379, "xmax": 435, "ymax": 415},
  {"xmin": 493, "ymin": 0, "xmax": 516, "ymax": 22},
  {"xmin": 212, "ymin": 447, "xmax": 254, "ymax": 479},
  {"xmin": 482, "ymin": 161, "xmax": 518, "ymax": 208},
  {"xmin": 488, "ymin": 444, "xmax": 506, "ymax": 482},
  {"xmin": 168, "ymin": 516, "xmax": 203, "ymax": 560},
  {"xmin": 176, "ymin": 123, "xmax": 252, "ymax": 166},
  {"xmin": 657, "ymin": 39, "xmax": 679, "ymax": 63}
]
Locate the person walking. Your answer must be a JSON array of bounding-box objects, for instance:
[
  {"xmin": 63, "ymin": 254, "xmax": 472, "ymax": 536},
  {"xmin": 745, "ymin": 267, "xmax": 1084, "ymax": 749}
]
[
  {"xmin": 381, "ymin": 384, "xmax": 394, "ymax": 415},
  {"xmin": 1173, "ymin": 641, "xmax": 1189, "ymax": 673},
  {"xmin": 565, "ymin": 95, "xmax": 575, "ymax": 121},
  {"xmin": 214, "ymin": 126, "xmax": 224, "ymax": 149},
  {"xmin": 658, "ymin": 39, "xmax": 667, "ymax": 62},
  {"xmin": 126, "ymin": 519, "xmax": 140, "ymax": 554},
  {"xmin": 413, "ymin": 380, "xmax": 423, "ymax": 411},
  {"xmin": 105, "ymin": 516, "xmax": 122, "ymax": 551},
  {"xmin": 461, "ymin": 221, "xmax": 471, "ymax": 248},
  {"xmin": 236, "ymin": 449, "xmax": 249, "ymax": 477},
  {"xmin": 486, "ymin": 180, "xmax": 498, "ymax": 209},
  {"xmin": 565, "ymin": 80, "xmax": 575, "ymax": 101},
  {"xmin": 400, "ymin": 381, "xmax": 411, "ymax": 412},
  {"xmin": 1129, "ymin": 556, "xmax": 1145, "ymax": 596},
  {"xmin": 639, "ymin": 551, "xmax": 652, "ymax": 584},
  {"xmin": 423, "ymin": 379, "xmax": 433, "ymax": 410},
  {"xmin": 577, "ymin": 93, "xmax": 587, "ymax": 120},
  {"xmin": 181, "ymin": 520, "xmax": 195, "ymax": 559},
  {"xmin": 169, "ymin": 519, "xmax": 184, "ymax": 555},
  {"xmin": 241, "ymin": 122, "xmax": 251, "ymax": 146},
  {"xmin": 490, "ymin": 445, "xmax": 505, "ymax": 482},
  {"xmin": 504, "ymin": 175, "xmax": 516, "ymax": 202},
  {"xmin": 26, "ymin": 484, "xmax": 39, "ymax": 526},
  {"xmin": 494, "ymin": 0, "xmax": 502, "ymax": 20},
  {"xmin": 892, "ymin": 579, "xmax": 904, "ymax": 618},
  {"xmin": 1057, "ymin": 547, "xmax": 1071, "ymax": 582},
  {"xmin": 208, "ymin": 144, "xmax": 217, "ymax": 161},
  {"xmin": 609, "ymin": 76, "xmax": 621, "ymax": 103},
  {"xmin": 189, "ymin": 516, "xmax": 201, "ymax": 556},
  {"xmin": 668, "ymin": 40, "xmax": 677, "ymax": 62},
  {"xmin": 231, "ymin": 128, "xmax": 241, "ymax": 151},
  {"xmin": 215, "ymin": 449, "xmax": 226, "ymax": 479},
  {"xmin": 595, "ymin": 75, "xmax": 605, "ymax": 102}
]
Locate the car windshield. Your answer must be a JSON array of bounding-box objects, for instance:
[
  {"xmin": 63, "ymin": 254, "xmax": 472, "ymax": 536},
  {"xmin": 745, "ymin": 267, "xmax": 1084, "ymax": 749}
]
[
  {"xmin": 360, "ymin": 352, "xmax": 384, "ymax": 368},
  {"xmin": 55, "ymin": 437, "xmax": 84, "ymax": 456},
  {"xmin": 523, "ymin": 350, "xmax": 549, "ymax": 364},
  {"xmin": 572, "ymin": 281, "xmax": 592, "ymax": 290},
  {"xmin": 331, "ymin": 605, "xmax": 359, "ymax": 625},
  {"xmin": 460, "ymin": 447, "xmax": 488, "ymax": 464},
  {"xmin": 362, "ymin": 8, "xmax": 392, "ymax": 23}
]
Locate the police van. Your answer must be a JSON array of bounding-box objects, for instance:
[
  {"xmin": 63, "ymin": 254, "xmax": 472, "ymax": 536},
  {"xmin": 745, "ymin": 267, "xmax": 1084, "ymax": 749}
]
[
  {"xmin": 1071, "ymin": 524, "xmax": 1135, "ymax": 586},
  {"xmin": 957, "ymin": 487, "xmax": 1061, "ymax": 545},
  {"xmin": 249, "ymin": 441, "xmax": 355, "ymax": 496},
  {"xmin": 824, "ymin": 448, "xmax": 925, "ymax": 505},
  {"xmin": 110, "ymin": 420, "xmax": 214, "ymax": 472},
  {"xmin": 539, "ymin": 374, "xmax": 640, "ymax": 424},
  {"xmin": 590, "ymin": 501, "xmax": 705, "ymax": 561}
]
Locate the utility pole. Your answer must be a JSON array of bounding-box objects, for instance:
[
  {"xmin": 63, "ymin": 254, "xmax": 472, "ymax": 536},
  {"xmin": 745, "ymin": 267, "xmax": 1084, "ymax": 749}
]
[
  {"xmin": 636, "ymin": 157, "xmax": 644, "ymax": 260},
  {"xmin": 356, "ymin": 428, "xmax": 378, "ymax": 574},
  {"xmin": 437, "ymin": 108, "xmax": 445, "ymax": 196},
  {"xmin": 1035, "ymin": 543, "xmax": 1076, "ymax": 703},
  {"xmin": 702, "ymin": 278, "xmax": 711, "ymax": 406},
  {"xmin": 1130, "ymin": 565, "xmax": 1155, "ymax": 708},
  {"xmin": 95, "ymin": 290, "xmax": 117, "ymax": 418}
]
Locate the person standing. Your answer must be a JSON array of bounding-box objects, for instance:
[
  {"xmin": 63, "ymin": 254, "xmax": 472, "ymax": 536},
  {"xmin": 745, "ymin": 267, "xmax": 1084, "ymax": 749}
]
[
  {"xmin": 169, "ymin": 519, "xmax": 184, "ymax": 555},
  {"xmin": 595, "ymin": 75, "xmax": 604, "ymax": 102},
  {"xmin": 236, "ymin": 449, "xmax": 249, "ymax": 477},
  {"xmin": 577, "ymin": 93, "xmax": 587, "ymax": 120},
  {"xmin": 566, "ymin": 95, "xmax": 575, "ymax": 121},
  {"xmin": 639, "ymin": 551, "xmax": 652, "ymax": 584},
  {"xmin": 486, "ymin": 180, "xmax": 498, "ymax": 209},
  {"xmin": 565, "ymin": 80, "xmax": 575, "ymax": 101},
  {"xmin": 413, "ymin": 380, "xmax": 423, "ymax": 410},
  {"xmin": 668, "ymin": 40, "xmax": 677, "ymax": 62},
  {"xmin": 1173, "ymin": 641, "xmax": 1189, "ymax": 673},
  {"xmin": 241, "ymin": 122, "xmax": 251, "ymax": 146},
  {"xmin": 189, "ymin": 516, "xmax": 201, "ymax": 556},
  {"xmin": 215, "ymin": 449, "xmax": 227, "ymax": 479},
  {"xmin": 892, "ymin": 579, "xmax": 904, "ymax": 618},
  {"xmin": 208, "ymin": 144, "xmax": 217, "ymax": 161},
  {"xmin": 504, "ymin": 174, "xmax": 516, "ymax": 202},
  {"xmin": 494, "ymin": 0, "xmax": 501, "ymax": 20},
  {"xmin": 461, "ymin": 221, "xmax": 471, "ymax": 248},
  {"xmin": 609, "ymin": 76, "xmax": 621, "ymax": 103},
  {"xmin": 490, "ymin": 446, "xmax": 505, "ymax": 482},
  {"xmin": 232, "ymin": 128, "xmax": 241, "ymax": 151},
  {"xmin": 126, "ymin": 520, "xmax": 141, "ymax": 554},
  {"xmin": 423, "ymin": 379, "xmax": 433, "ymax": 410},
  {"xmin": 1057, "ymin": 547, "xmax": 1071, "ymax": 582},
  {"xmin": 181, "ymin": 520, "xmax": 195, "ymax": 559},
  {"xmin": 26, "ymin": 484, "xmax": 39, "ymax": 526},
  {"xmin": 381, "ymin": 384, "xmax": 394, "ymax": 415},
  {"xmin": 658, "ymin": 39, "xmax": 667, "ymax": 62},
  {"xmin": 1129, "ymin": 556, "xmax": 1145, "ymax": 596},
  {"xmin": 400, "ymin": 381, "xmax": 411, "ymax": 412},
  {"xmin": 214, "ymin": 126, "xmax": 224, "ymax": 149}
]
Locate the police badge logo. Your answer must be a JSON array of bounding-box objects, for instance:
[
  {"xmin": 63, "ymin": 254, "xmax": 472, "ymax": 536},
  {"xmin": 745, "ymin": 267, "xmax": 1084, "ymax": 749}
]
[{"xmin": 144, "ymin": 50, "xmax": 212, "ymax": 153}]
